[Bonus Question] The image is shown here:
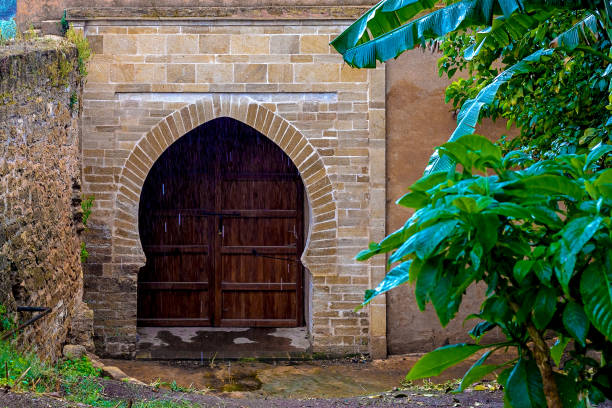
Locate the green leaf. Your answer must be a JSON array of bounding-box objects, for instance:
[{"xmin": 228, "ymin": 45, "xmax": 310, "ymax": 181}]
[
  {"xmin": 580, "ymin": 263, "xmax": 612, "ymax": 339},
  {"xmin": 505, "ymin": 359, "xmax": 546, "ymax": 408},
  {"xmin": 513, "ymin": 260, "xmax": 534, "ymax": 284},
  {"xmin": 336, "ymin": 0, "xmax": 495, "ymax": 68},
  {"xmin": 559, "ymin": 216, "xmax": 602, "ymax": 259},
  {"xmin": 397, "ymin": 191, "xmax": 429, "ymax": 208},
  {"xmin": 532, "ymin": 287, "xmax": 557, "ymax": 330},
  {"xmin": 406, "ymin": 343, "xmax": 486, "ymax": 381},
  {"xmin": 562, "ymin": 302, "xmax": 588, "ymax": 347},
  {"xmin": 505, "ymin": 175, "xmax": 583, "ymax": 200},
  {"xmin": 584, "ymin": 143, "xmax": 612, "ymax": 171},
  {"xmin": 330, "ymin": 0, "xmax": 437, "ymax": 56},
  {"xmin": 431, "ymin": 272, "xmax": 455, "ymax": 326},
  {"xmin": 415, "ymin": 258, "xmax": 438, "ymax": 310},
  {"xmin": 389, "ymin": 220, "xmax": 458, "ymax": 263},
  {"xmin": 550, "ymin": 13, "xmax": 598, "ymax": 51},
  {"xmin": 356, "ymin": 248, "xmax": 378, "ymax": 261},
  {"xmin": 360, "ymin": 261, "xmax": 412, "ymax": 308},
  {"xmin": 554, "ymin": 373, "xmax": 579, "ymax": 408},
  {"xmin": 550, "ymin": 336, "xmax": 570, "ymax": 367},
  {"xmin": 410, "ymin": 171, "xmax": 448, "ymax": 192},
  {"xmin": 532, "ymin": 261, "xmax": 552, "ymax": 285},
  {"xmin": 453, "ymin": 196, "xmax": 479, "ymax": 213},
  {"xmin": 456, "ymin": 350, "xmax": 504, "ymax": 392},
  {"xmin": 474, "ymin": 213, "xmax": 500, "ymax": 252}
]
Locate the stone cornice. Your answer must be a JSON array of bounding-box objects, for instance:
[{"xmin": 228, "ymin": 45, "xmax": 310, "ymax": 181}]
[{"xmin": 66, "ymin": 6, "xmax": 368, "ymax": 21}]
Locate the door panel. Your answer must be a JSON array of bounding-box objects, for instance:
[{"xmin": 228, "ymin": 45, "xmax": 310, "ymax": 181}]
[{"xmin": 138, "ymin": 117, "xmax": 304, "ymax": 327}]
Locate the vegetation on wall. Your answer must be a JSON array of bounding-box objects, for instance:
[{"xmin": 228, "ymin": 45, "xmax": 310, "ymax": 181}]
[
  {"xmin": 65, "ymin": 25, "xmax": 91, "ymax": 77},
  {"xmin": 80, "ymin": 195, "xmax": 94, "ymax": 264},
  {"xmin": 333, "ymin": 1, "xmax": 612, "ymax": 407}
]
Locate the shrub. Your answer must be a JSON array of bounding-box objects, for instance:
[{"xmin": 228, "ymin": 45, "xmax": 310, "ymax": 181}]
[{"xmin": 358, "ymin": 136, "xmax": 612, "ymax": 407}]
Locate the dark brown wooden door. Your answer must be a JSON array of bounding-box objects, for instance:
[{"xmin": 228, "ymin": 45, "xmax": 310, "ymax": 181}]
[{"xmin": 137, "ymin": 117, "xmax": 304, "ymax": 327}]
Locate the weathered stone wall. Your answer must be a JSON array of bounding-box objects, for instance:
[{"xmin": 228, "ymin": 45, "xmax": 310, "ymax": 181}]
[{"xmin": 0, "ymin": 37, "xmax": 84, "ymax": 362}]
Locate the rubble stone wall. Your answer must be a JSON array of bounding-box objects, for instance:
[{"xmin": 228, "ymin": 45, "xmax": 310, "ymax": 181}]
[{"xmin": 0, "ymin": 37, "xmax": 84, "ymax": 362}]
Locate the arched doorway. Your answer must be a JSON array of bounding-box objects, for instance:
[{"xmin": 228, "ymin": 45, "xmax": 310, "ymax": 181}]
[{"xmin": 137, "ymin": 117, "xmax": 305, "ymax": 328}]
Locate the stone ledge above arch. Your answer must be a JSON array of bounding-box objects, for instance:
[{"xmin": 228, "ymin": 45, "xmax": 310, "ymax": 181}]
[{"xmin": 114, "ymin": 94, "xmax": 338, "ymax": 277}]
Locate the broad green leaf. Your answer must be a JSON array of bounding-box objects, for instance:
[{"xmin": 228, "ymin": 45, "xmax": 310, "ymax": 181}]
[
  {"xmin": 406, "ymin": 343, "xmax": 486, "ymax": 381},
  {"xmin": 532, "ymin": 287, "xmax": 557, "ymax": 330},
  {"xmin": 410, "ymin": 171, "xmax": 448, "ymax": 192},
  {"xmin": 330, "ymin": 0, "xmax": 437, "ymax": 56},
  {"xmin": 554, "ymin": 373, "xmax": 579, "ymax": 408},
  {"xmin": 550, "ymin": 336, "xmax": 570, "ymax": 367},
  {"xmin": 431, "ymin": 272, "xmax": 455, "ymax": 326},
  {"xmin": 550, "ymin": 13, "xmax": 598, "ymax": 50},
  {"xmin": 505, "ymin": 175, "xmax": 583, "ymax": 200},
  {"xmin": 456, "ymin": 350, "xmax": 502, "ymax": 392},
  {"xmin": 559, "ymin": 216, "xmax": 602, "ymax": 258},
  {"xmin": 584, "ymin": 143, "xmax": 612, "ymax": 170},
  {"xmin": 360, "ymin": 261, "xmax": 412, "ymax": 308},
  {"xmin": 439, "ymin": 141, "xmax": 471, "ymax": 169},
  {"xmin": 415, "ymin": 258, "xmax": 438, "ymax": 310},
  {"xmin": 474, "ymin": 213, "xmax": 500, "ymax": 252},
  {"xmin": 389, "ymin": 220, "xmax": 459, "ymax": 263},
  {"xmin": 397, "ymin": 191, "xmax": 429, "ymax": 208},
  {"xmin": 513, "ymin": 260, "xmax": 534, "ymax": 284},
  {"xmin": 505, "ymin": 359, "xmax": 546, "ymax": 408},
  {"xmin": 562, "ymin": 302, "xmax": 588, "ymax": 347},
  {"xmin": 456, "ymin": 134, "xmax": 502, "ymax": 167},
  {"xmin": 485, "ymin": 202, "xmax": 532, "ymax": 219},
  {"xmin": 453, "ymin": 196, "xmax": 479, "ymax": 213},
  {"xmin": 356, "ymin": 247, "xmax": 380, "ymax": 261},
  {"xmin": 337, "ymin": 0, "xmax": 496, "ymax": 68},
  {"xmin": 580, "ymin": 263, "xmax": 612, "ymax": 339}
]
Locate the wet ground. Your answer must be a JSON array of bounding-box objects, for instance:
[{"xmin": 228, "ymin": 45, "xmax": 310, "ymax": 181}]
[{"xmin": 104, "ymin": 354, "xmax": 490, "ymax": 398}]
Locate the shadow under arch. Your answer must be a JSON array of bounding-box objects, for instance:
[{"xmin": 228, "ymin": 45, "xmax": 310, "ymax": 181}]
[{"xmin": 114, "ymin": 95, "xmax": 337, "ymax": 278}]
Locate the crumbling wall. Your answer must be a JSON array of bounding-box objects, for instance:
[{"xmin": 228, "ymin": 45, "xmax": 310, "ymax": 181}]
[{"xmin": 0, "ymin": 36, "xmax": 85, "ymax": 362}]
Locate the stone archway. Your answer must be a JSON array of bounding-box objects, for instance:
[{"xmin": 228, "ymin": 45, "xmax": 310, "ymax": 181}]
[{"xmin": 114, "ymin": 95, "xmax": 337, "ymax": 275}]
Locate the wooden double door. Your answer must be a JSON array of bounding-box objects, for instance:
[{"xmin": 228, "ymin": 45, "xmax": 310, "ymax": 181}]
[{"xmin": 137, "ymin": 117, "xmax": 304, "ymax": 327}]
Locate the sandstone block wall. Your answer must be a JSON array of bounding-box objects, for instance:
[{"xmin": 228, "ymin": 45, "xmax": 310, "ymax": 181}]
[
  {"xmin": 0, "ymin": 37, "xmax": 84, "ymax": 362},
  {"xmin": 72, "ymin": 7, "xmax": 386, "ymax": 358}
]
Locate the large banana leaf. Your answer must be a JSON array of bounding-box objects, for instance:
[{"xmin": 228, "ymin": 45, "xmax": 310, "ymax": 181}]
[
  {"xmin": 337, "ymin": 0, "xmax": 499, "ymax": 68},
  {"xmin": 331, "ymin": 0, "xmax": 437, "ymax": 55},
  {"xmin": 332, "ymin": 0, "xmax": 591, "ymax": 65},
  {"xmin": 464, "ymin": 8, "xmax": 554, "ymax": 60}
]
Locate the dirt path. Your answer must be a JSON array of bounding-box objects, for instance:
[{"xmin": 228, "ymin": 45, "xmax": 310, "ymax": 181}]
[{"xmin": 0, "ymin": 381, "xmax": 505, "ymax": 408}]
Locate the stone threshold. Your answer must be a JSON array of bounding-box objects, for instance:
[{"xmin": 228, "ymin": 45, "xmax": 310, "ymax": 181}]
[{"xmin": 66, "ymin": 6, "xmax": 369, "ymax": 21}]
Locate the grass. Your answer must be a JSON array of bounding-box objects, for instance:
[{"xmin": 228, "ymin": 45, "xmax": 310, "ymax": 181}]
[{"xmin": 0, "ymin": 340, "xmax": 199, "ymax": 407}]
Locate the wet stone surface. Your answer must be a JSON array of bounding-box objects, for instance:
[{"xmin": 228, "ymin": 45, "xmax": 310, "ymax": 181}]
[{"xmin": 136, "ymin": 327, "xmax": 312, "ymax": 359}]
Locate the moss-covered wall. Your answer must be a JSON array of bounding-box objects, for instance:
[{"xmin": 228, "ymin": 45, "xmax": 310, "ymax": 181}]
[{"xmin": 0, "ymin": 36, "xmax": 85, "ymax": 362}]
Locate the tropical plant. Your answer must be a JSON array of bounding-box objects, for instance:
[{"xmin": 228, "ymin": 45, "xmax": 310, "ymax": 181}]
[
  {"xmin": 357, "ymin": 136, "xmax": 612, "ymax": 407},
  {"xmin": 331, "ymin": 1, "xmax": 612, "ymax": 407}
]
